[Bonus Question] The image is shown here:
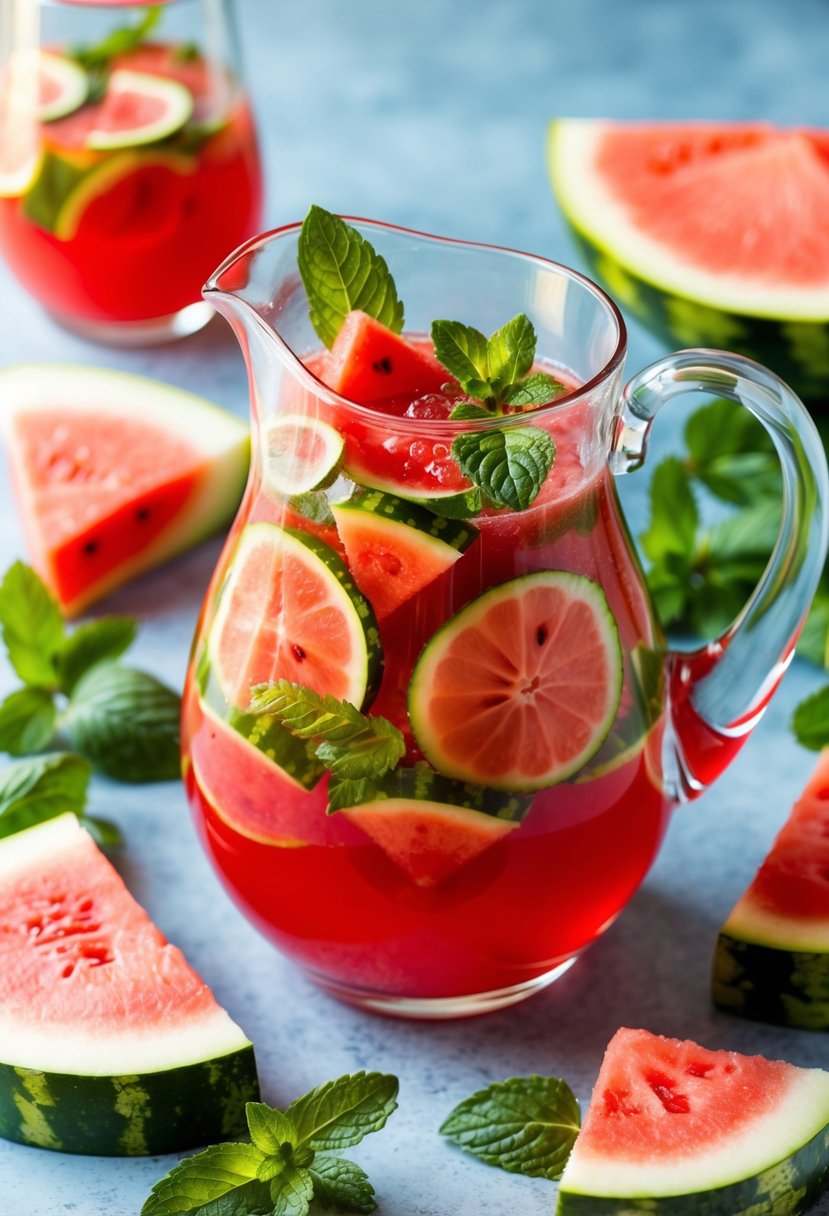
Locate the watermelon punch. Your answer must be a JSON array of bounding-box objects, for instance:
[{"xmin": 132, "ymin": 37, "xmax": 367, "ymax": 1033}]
[
  {"xmin": 179, "ymin": 208, "xmax": 829, "ymax": 1018},
  {"xmin": 0, "ymin": 0, "xmax": 262, "ymax": 345}
]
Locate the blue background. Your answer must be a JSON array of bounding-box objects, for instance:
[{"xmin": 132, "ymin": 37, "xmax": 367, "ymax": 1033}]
[{"xmin": 1, "ymin": 0, "xmax": 828, "ymax": 1212}]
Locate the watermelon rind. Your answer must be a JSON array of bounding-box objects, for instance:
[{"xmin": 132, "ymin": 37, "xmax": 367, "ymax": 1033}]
[
  {"xmin": 208, "ymin": 522, "xmax": 383, "ymax": 712},
  {"xmin": 557, "ymin": 1065, "xmax": 829, "ymax": 1214},
  {"xmin": 548, "ymin": 119, "xmax": 829, "ymax": 401},
  {"xmin": 0, "ymin": 364, "xmax": 250, "ymax": 617},
  {"xmin": 713, "ymin": 932, "xmax": 829, "ymax": 1032},
  {"xmin": 86, "ymin": 70, "xmax": 194, "ymax": 150},
  {"xmin": 0, "ymin": 815, "xmax": 259, "ymax": 1156},
  {"xmin": 328, "ymin": 763, "xmax": 534, "ymax": 820},
  {"xmin": 408, "ymin": 571, "xmax": 623, "ymax": 791}
]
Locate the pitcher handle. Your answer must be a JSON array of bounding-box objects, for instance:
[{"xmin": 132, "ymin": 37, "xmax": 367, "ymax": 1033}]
[{"xmin": 612, "ymin": 349, "xmax": 829, "ymax": 801}]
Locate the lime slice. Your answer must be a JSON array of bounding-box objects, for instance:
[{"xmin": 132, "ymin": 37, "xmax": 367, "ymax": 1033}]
[
  {"xmin": 408, "ymin": 571, "xmax": 623, "ymax": 791},
  {"xmin": 261, "ymin": 414, "xmax": 344, "ymax": 498},
  {"xmin": 86, "ymin": 69, "xmax": 193, "ymax": 151},
  {"xmin": 208, "ymin": 522, "xmax": 382, "ymax": 712},
  {"xmin": 36, "ymin": 52, "xmax": 89, "ymax": 122}
]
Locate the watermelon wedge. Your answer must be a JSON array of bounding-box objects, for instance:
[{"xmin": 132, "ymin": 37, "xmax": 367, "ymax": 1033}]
[
  {"xmin": 548, "ymin": 119, "xmax": 829, "ymax": 400},
  {"xmin": 557, "ymin": 1028, "xmax": 829, "ymax": 1216},
  {"xmin": 1, "ymin": 365, "xmax": 249, "ymax": 617},
  {"xmin": 325, "ymin": 311, "xmax": 448, "ymax": 403},
  {"xmin": 0, "ymin": 813, "xmax": 258, "ymax": 1156},
  {"xmin": 712, "ymin": 749, "xmax": 829, "ymax": 1030}
]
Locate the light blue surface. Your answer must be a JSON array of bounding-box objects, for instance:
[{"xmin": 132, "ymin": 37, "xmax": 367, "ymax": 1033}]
[{"xmin": 1, "ymin": 0, "xmax": 829, "ymax": 1212}]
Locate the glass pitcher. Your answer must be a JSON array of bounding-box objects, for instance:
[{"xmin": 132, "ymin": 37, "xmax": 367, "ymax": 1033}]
[
  {"xmin": 0, "ymin": 0, "xmax": 262, "ymax": 344},
  {"xmin": 181, "ymin": 218, "xmax": 829, "ymax": 1018}
]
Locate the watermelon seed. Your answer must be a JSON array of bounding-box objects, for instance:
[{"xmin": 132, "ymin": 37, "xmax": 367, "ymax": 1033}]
[
  {"xmin": 372, "ymin": 357, "xmax": 393, "ymax": 375},
  {"xmin": 135, "ymin": 507, "xmax": 151, "ymax": 522},
  {"xmin": 537, "ymin": 626, "xmax": 548, "ymax": 646},
  {"xmin": 83, "ymin": 539, "xmax": 99, "ymax": 556},
  {"xmin": 292, "ymin": 644, "xmax": 306, "ymax": 662}
]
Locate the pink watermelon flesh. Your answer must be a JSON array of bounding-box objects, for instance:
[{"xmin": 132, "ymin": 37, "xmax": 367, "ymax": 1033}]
[
  {"xmin": 576, "ymin": 1027, "xmax": 798, "ymax": 1162},
  {"xmin": 735, "ymin": 748, "xmax": 829, "ymax": 922},
  {"xmin": 324, "ymin": 312, "xmax": 448, "ymax": 404},
  {"xmin": 332, "ymin": 511, "xmax": 463, "ymax": 620},
  {"xmin": 0, "ymin": 815, "xmax": 235, "ymax": 1047},
  {"xmin": 8, "ymin": 408, "xmax": 207, "ymax": 615},
  {"xmin": 596, "ymin": 123, "xmax": 829, "ymax": 286},
  {"xmin": 342, "ymin": 800, "xmax": 516, "ymax": 887}
]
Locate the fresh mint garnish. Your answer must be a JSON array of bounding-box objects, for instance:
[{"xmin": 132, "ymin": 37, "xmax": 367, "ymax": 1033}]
[
  {"xmin": 0, "ymin": 752, "xmax": 120, "ymax": 846},
  {"xmin": 289, "ymin": 490, "xmax": 337, "ymax": 528},
  {"xmin": 70, "ymin": 5, "xmax": 163, "ymax": 73},
  {"xmin": 61, "ymin": 664, "xmax": 181, "ymax": 783},
  {"xmin": 792, "ymin": 686, "xmax": 829, "ymax": 750},
  {"xmin": 439, "ymin": 1076, "xmax": 580, "ymax": 1180},
  {"xmin": 452, "ymin": 426, "xmax": 556, "ymax": 512},
  {"xmin": 142, "ymin": 1073, "xmax": 398, "ymax": 1216},
  {"xmin": 297, "ymin": 206, "xmax": 404, "ymax": 348},
  {"xmin": 432, "ymin": 315, "xmax": 564, "ymax": 413},
  {"xmin": 0, "ymin": 562, "xmax": 180, "ymax": 782},
  {"xmin": 249, "ymin": 680, "xmax": 404, "ymax": 791}
]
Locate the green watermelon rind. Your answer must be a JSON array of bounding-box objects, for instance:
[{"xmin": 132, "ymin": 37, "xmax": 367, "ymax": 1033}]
[
  {"xmin": 0, "ymin": 1048, "xmax": 258, "ymax": 1157},
  {"xmin": 208, "ymin": 522, "xmax": 383, "ymax": 713},
  {"xmin": 332, "ymin": 488, "xmax": 478, "ymax": 556},
  {"xmin": 329, "ymin": 763, "xmax": 534, "ymax": 821},
  {"xmin": 712, "ymin": 931, "xmax": 829, "ymax": 1032},
  {"xmin": 408, "ymin": 571, "xmax": 623, "ymax": 792},
  {"xmin": 0, "ymin": 814, "xmax": 260, "ymax": 1156},
  {"xmin": 547, "ymin": 120, "xmax": 829, "ymax": 402},
  {"xmin": 0, "ymin": 364, "xmax": 250, "ymax": 618}
]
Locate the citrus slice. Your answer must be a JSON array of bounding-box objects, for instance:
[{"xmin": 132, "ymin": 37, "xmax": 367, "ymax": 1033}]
[
  {"xmin": 261, "ymin": 414, "xmax": 344, "ymax": 498},
  {"xmin": 331, "ymin": 489, "xmax": 477, "ymax": 619},
  {"xmin": 35, "ymin": 52, "xmax": 89, "ymax": 122},
  {"xmin": 408, "ymin": 571, "xmax": 623, "ymax": 790},
  {"xmin": 208, "ymin": 523, "xmax": 382, "ymax": 712},
  {"xmin": 0, "ymin": 55, "xmax": 41, "ymax": 197},
  {"xmin": 86, "ymin": 69, "xmax": 193, "ymax": 150},
  {"xmin": 547, "ymin": 118, "xmax": 829, "ymax": 399}
]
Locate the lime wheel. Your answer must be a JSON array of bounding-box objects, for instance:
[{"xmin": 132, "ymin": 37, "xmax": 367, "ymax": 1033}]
[{"xmin": 408, "ymin": 571, "xmax": 623, "ymax": 790}]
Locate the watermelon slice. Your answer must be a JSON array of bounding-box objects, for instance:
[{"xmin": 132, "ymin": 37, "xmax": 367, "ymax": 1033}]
[
  {"xmin": 85, "ymin": 69, "xmax": 193, "ymax": 151},
  {"xmin": 337, "ymin": 765, "xmax": 532, "ymax": 887},
  {"xmin": 0, "ymin": 813, "xmax": 258, "ymax": 1156},
  {"xmin": 712, "ymin": 749, "xmax": 829, "ymax": 1030},
  {"xmin": 548, "ymin": 119, "xmax": 829, "ymax": 400},
  {"xmin": 325, "ymin": 311, "xmax": 448, "ymax": 404},
  {"xmin": 557, "ymin": 1027, "xmax": 829, "ymax": 1216},
  {"xmin": 1, "ymin": 365, "xmax": 249, "ymax": 617},
  {"xmin": 331, "ymin": 490, "xmax": 478, "ymax": 619}
]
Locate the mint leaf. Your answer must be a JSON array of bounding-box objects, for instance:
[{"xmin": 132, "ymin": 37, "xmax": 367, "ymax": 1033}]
[
  {"xmin": 82, "ymin": 814, "xmax": 123, "ymax": 848},
  {"xmin": 246, "ymin": 1103, "xmax": 297, "ymax": 1156},
  {"xmin": 0, "ymin": 562, "xmax": 64, "ymax": 687},
  {"xmin": 0, "ymin": 688, "xmax": 56, "ymax": 756},
  {"xmin": 501, "ymin": 372, "xmax": 565, "ymax": 410},
  {"xmin": 57, "ymin": 616, "xmax": 137, "ymax": 694},
  {"xmin": 141, "ymin": 1142, "xmax": 268, "ymax": 1216},
  {"xmin": 431, "ymin": 321, "xmax": 492, "ymax": 398},
  {"xmin": 249, "ymin": 682, "xmax": 404, "ymax": 780},
  {"xmin": 0, "ymin": 752, "xmax": 90, "ymax": 839},
  {"xmin": 440, "ymin": 1075, "xmax": 580, "ymax": 1180},
  {"xmin": 684, "ymin": 397, "xmax": 774, "ymax": 468},
  {"xmin": 485, "ymin": 313, "xmax": 536, "ymax": 388},
  {"xmin": 71, "ymin": 5, "xmax": 162, "ymax": 72},
  {"xmin": 448, "ymin": 402, "xmax": 493, "ymax": 421},
  {"xmin": 640, "ymin": 457, "xmax": 698, "ymax": 564},
  {"xmin": 792, "ymin": 685, "xmax": 829, "ymax": 750},
  {"xmin": 286, "ymin": 1072, "xmax": 399, "ymax": 1152},
  {"xmin": 799, "ymin": 591, "xmax": 829, "ymax": 668},
  {"xmin": 270, "ymin": 1167, "xmax": 314, "ymax": 1216},
  {"xmin": 325, "ymin": 775, "xmax": 377, "ymax": 814},
  {"xmin": 22, "ymin": 152, "xmax": 90, "ymax": 234},
  {"xmin": 289, "ymin": 491, "xmax": 336, "ymax": 528},
  {"xmin": 452, "ymin": 426, "xmax": 555, "ymax": 511},
  {"xmin": 63, "ymin": 664, "xmax": 180, "ymax": 782},
  {"xmin": 308, "ymin": 1155, "xmax": 376, "ymax": 1213},
  {"xmin": 297, "ymin": 206, "xmax": 404, "ymax": 348}
]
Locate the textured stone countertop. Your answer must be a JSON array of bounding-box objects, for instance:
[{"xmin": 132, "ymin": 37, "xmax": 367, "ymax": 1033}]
[{"xmin": 1, "ymin": 0, "xmax": 828, "ymax": 1212}]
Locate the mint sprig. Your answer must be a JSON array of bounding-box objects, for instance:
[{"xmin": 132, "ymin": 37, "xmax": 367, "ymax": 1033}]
[
  {"xmin": 70, "ymin": 5, "xmax": 163, "ymax": 73},
  {"xmin": 432, "ymin": 315, "xmax": 564, "ymax": 413},
  {"xmin": 142, "ymin": 1073, "xmax": 398, "ymax": 1216},
  {"xmin": 439, "ymin": 1076, "xmax": 580, "ymax": 1180},
  {"xmin": 452, "ymin": 426, "xmax": 556, "ymax": 512},
  {"xmin": 0, "ymin": 561, "xmax": 180, "ymax": 783},
  {"xmin": 297, "ymin": 206, "xmax": 404, "ymax": 348},
  {"xmin": 249, "ymin": 681, "xmax": 404, "ymax": 808},
  {"xmin": 0, "ymin": 752, "xmax": 120, "ymax": 846}
]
